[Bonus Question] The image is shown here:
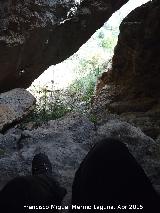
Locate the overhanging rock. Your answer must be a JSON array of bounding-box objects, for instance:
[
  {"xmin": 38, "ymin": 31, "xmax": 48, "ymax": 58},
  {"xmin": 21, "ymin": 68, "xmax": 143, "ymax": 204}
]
[{"xmin": 0, "ymin": 0, "xmax": 128, "ymax": 92}]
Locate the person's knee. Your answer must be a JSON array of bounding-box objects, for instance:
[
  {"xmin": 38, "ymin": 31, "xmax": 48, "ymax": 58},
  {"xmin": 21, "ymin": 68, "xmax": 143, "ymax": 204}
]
[
  {"xmin": 93, "ymin": 137, "xmax": 128, "ymax": 155},
  {"xmin": 0, "ymin": 175, "xmax": 66, "ymax": 210},
  {"xmin": 71, "ymin": 137, "xmax": 159, "ymax": 208}
]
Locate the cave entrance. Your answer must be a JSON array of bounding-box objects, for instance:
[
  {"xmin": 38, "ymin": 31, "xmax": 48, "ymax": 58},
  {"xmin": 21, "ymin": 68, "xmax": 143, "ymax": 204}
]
[{"xmin": 28, "ymin": 0, "xmax": 150, "ymax": 121}]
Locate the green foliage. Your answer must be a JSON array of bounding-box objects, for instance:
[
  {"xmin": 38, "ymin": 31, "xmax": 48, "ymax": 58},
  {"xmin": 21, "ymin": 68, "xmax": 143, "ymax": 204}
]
[
  {"xmin": 68, "ymin": 56, "xmax": 106, "ymax": 105},
  {"xmin": 0, "ymin": 148, "xmax": 5, "ymax": 157},
  {"xmin": 97, "ymin": 31, "xmax": 105, "ymax": 39},
  {"xmin": 100, "ymin": 36, "xmax": 117, "ymax": 50},
  {"xmin": 89, "ymin": 113, "xmax": 98, "ymax": 124},
  {"xmin": 26, "ymin": 27, "xmax": 117, "ymax": 123},
  {"xmin": 26, "ymin": 88, "xmax": 72, "ymax": 123},
  {"xmin": 26, "ymin": 55, "xmax": 107, "ymax": 124},
  {"xmin": 97, "ymin": 30, "xmax": 118, "ymax": 52}
]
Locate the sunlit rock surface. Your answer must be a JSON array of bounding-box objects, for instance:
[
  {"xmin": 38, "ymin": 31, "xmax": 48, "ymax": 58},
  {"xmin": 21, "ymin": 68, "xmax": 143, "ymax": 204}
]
[
  {"xmin": 0, "ymin": 0, "xmax": 128, "ymax": 92},
  {"xmin": 0, "ymin": 88, "xmax": 35, "ymax": 132}
]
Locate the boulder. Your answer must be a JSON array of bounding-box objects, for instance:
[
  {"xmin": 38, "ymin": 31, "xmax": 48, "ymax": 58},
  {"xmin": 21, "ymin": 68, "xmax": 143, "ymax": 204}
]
[{"xmin": 0, "ymin": 88, "xmax": 35, "ymax": 132}]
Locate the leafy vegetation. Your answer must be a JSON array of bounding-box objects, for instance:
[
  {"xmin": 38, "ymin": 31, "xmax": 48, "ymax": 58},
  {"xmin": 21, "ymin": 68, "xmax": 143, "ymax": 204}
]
[
  {"xmin": 26, "ymin": 87, "xmax": 71, "ymax": 123},
  {"xmin": 97, "ymin": 29, "xmax": 118, "ymax": 52},
  {"xmin": 68, "ymin": 56, "xmax": 107, "ymax": 104},
  {"xmin": 26, "ymin": 27, "xmax": 117, "ymax": 124},
  {"xmin": 26, "ymin": 56, "xmax": 108, "ymax": 124},
  {"xmin": 0, "ymin": 148, "xmax": 5, "ymax": 156}
]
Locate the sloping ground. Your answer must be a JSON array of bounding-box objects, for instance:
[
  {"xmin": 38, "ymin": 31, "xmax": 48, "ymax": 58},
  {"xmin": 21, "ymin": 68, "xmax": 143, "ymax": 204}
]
[{"xmin": 0, "ymin": 113, "xmax": 160, "ymax": 210}]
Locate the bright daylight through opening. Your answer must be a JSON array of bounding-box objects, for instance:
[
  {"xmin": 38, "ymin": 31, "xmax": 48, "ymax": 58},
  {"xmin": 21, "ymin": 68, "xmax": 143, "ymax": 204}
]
[
  {"xmin": 29, "ymin": 0, "xmax": 149, "ymax": 91},
  {"xmin": 27, "ymin": 0, "xmax": 150, "ymax": 121}
]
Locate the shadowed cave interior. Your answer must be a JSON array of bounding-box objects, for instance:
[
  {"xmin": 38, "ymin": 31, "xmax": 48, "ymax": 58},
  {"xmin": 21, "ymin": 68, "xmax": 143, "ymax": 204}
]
[{"xmin": 0, "ymin": 0, "xmax": 160, "ymax": 210}]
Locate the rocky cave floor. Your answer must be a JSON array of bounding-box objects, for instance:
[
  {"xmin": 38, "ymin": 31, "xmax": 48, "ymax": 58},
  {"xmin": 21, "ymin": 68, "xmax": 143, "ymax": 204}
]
[{"xmin": 1, "ymin": 109, "xmax": 160, "ymax": 210}]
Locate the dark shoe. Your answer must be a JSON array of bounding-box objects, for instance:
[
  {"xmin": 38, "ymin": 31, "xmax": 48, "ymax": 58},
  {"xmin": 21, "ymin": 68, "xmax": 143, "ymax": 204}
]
[{"xmin": 32, "ymin": 153, "xmax": 52, "ymax": 176}]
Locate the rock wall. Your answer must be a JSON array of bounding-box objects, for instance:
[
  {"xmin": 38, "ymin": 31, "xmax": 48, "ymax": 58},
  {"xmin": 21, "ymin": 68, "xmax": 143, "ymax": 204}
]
[
  {"xmin": 94, "ymin": 0, "xmax": 160, "ymax": 139},
  {"xmin": 0, "ymin": 0, "xmax": 128, "ymax": 92}
]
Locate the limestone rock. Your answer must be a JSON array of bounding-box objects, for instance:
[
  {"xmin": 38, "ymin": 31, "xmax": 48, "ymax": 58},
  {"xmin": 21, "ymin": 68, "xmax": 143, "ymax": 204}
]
[
  {"xmin": 0, "ymin": 0, "xmax": 128, "ymax": 92},
  {"xmin": 94, "ymin": 0, "xmax": 160, "ymax": 139},
  {"xmin": 0, "ymin": 88, "xmax": 35, "ymax": 132}
]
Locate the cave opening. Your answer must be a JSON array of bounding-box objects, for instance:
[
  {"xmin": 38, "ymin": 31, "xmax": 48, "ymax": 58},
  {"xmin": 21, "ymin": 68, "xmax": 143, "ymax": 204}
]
[
  {"xmin": 27, "ymin": 0, "xmax": 150, "ymax": 122},
  {"xmin": 1, "ymin": 0, "xmax": 160, "ymax": 207}
]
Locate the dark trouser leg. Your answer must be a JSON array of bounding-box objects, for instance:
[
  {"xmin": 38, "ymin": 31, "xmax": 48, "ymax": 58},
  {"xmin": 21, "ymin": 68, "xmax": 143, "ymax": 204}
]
[
  {"xmin": 70, "ymin": 138, "xmax": 160, "ymax": 212},
  {"xmin": 0, "ymin": 175, "xmax": 66, "ymax": 212}
]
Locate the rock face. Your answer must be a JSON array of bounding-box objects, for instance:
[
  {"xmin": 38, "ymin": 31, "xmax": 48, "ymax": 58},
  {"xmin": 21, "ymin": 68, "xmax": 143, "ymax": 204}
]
[
  {"xmin": 0, "ymin": 0, "xmax": 128, "ymax": 92},
  {"xmin": 0, "ymin": 88, "xmax": 35, "ymax": 132},
  {"xmin": 94, "ymin": 0, "xmax": 160, "ymax": 139}
]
